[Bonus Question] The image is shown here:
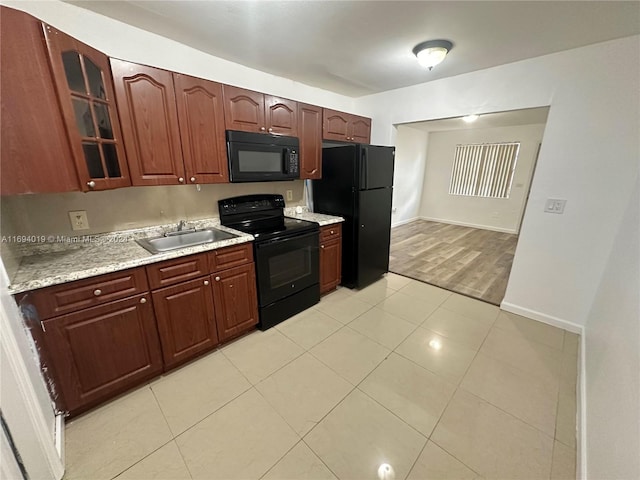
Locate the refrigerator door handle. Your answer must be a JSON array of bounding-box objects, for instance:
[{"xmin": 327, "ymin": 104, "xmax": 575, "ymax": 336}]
[{"xmin": 360, "ymin": 148, "xmax": 368, "ymax": 190}]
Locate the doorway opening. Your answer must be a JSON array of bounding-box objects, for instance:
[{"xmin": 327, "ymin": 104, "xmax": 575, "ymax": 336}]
[{"xmin": 389, "ymin": 107, "xmax": 548, "ymax": 305}]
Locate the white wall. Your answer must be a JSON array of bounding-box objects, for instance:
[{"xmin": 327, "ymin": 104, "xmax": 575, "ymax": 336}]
[
  {"xmin": 0, "ymin": 261, "xmax": 63, "ymax": 479},
  {"xmin": 355, "ymin": 35, "xmax": 640, "ymax": 330},
  {"xmin": 583, "ymin": 175, "xmax": 639, "ymax": 479},
  {"xmin": 420, "ymin": 124, "xmax": 545, "ymax": 234},
  {"xmin": 391, "ymin": 125, "xmax": 429, "ymax": 226}
]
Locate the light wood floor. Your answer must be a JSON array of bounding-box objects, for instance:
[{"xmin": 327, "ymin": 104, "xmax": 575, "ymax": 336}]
[{"xmin": 389, "ymin": 220, "xmax": 519, "ymax": 305}]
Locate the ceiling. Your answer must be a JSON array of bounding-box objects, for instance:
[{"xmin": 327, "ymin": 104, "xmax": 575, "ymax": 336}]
[
  {"xmin": 403, "ymin": 107, "xmax": 550, "ymax": 133},
  {"xmin": 67, "ymin": 1, "xmax": 640, "ymax": 97}
]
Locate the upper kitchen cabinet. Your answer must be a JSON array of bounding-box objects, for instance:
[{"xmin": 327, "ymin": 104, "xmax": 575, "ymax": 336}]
[
  {"xmin": 323, "ymin": 108, "xmax": 371, "ymax": 143},
  {"xmin": 0, "ymin": 7, "xmax": 81, "ymax": 196},
  {"xmin": 110, "ymin": 59, "xmax": 186, "ymax": 186},
  {"xmin": 298, "ymin": 103, "xmax": 322, "ymax": 179},
  {"xmin": 44, "ymin": 24, "xmax": 130, "ymax": 191},
  {"xmin": 174, "ymin": 73, "xmax": 229, "ymax": 184},
  {"xmin": 223, "ymin": 85, "xmax": 297, "ymax": 136}
]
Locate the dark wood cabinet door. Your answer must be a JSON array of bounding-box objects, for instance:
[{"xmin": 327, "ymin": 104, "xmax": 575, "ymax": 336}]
[
  {"xmin": 44, "ymin": 24, "xmax": 131, "ymax": 192},
  {"xmin": 42, "ymin": 294, "xmax": 163, "ymax": 414},
  {"xmin": 222, "ymin": 85, "xmax": 265, "ymax": 133},
  {"xmin": 351, "ymin": 115, "xmax": 371, "ymax": 144},
  {"xmin": 0, "ymin": 7, "xmax": 80, "ymax": 196},
  {"xmin": 265, "ymin": 95, "xmax": 297, "ymax": 136},
  {"xmin": 152, "ymin": 277, "xmax": 218, "ymax": 369},
  {"xmin": 111, "ymin": 59, "xmax": 185, "ymax": 186},
  {"xmin": 320, "ymin": 237, "xmax": 342, "ymax": 294},
  {"xmin": 298, "ymin": 103, "xmax": 322, "ymax": 179},
  {"xmin": 212, "ymin": 264, "xmax": 259, "ymax": 342},
  {"xmin": 173, "ymin": 74, "xmax": 229, "ymax": 184},
  {"xmin": 323, "ymin": 109, "xmax": 351, "ymax": 142}
]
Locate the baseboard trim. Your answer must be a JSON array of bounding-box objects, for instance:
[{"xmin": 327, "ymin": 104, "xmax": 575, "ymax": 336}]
[
  {"xmin": 391, "ymin": 216, "xmax": 421, "ymax": 228},
  {"xmin": 420, "ymin": 216, "xmax": 519, "ymax": 234},
  {"xmin": 499, "ymin": 302, "xmax": 583, "ymax": 334},
  {"xmin": 579, "ymin": 332, "xmax": 587, "ymax": 479}
]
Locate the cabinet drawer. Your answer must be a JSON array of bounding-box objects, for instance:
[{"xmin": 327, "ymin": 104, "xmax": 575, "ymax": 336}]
[
  {"xmin": 146, "ymin": 253, "xmax": 208, "ymax": 289},
  {"xmin": 320, "ymin": 223, "xmax": 342, "ymax": 242},
  {"xmin": 208, "ymin": 243, "xmax": 254, "ymax": 272},
  {"xmin": 20, "ymin": 268, "xmax": 149, "ymax": 320}
]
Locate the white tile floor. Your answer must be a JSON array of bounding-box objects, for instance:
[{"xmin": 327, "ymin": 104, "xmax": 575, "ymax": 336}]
[{"xmin": 63, "ymin": 274, "xmax": 578, "ymax": 480}]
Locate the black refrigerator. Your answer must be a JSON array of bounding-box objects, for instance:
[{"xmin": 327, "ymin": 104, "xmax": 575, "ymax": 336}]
[{"xmin": 313, "ymin": 144, "xmax": 395, "ymax": 289}]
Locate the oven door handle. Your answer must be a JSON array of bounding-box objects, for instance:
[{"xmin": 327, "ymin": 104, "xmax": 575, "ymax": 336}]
[{"xmin": 256, "ymin": 229, "xmax": 319, "ymax": 248}]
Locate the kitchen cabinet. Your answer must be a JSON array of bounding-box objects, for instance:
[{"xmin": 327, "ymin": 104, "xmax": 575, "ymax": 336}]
[
  {"xmin": 152, "ymin": 277, "xmax": 218, "ymax": 368},
  {"xmin": 298, "ymin": 103, "xmax": 323, "ymax": 179},
  {"xmin": 0, "ymin": 7, "xmax": 80, "ymax": 195},
  {"xmin": 41, "ymin": 294, "xmax": 163, "ymax": 414},
  {"xmin": 17, "ymin": 267, "xmax": 159, "ymax": 415},
  {"xmin": 323, "ymin": 108, "xmax": 371, "ymax": 143},
  {"xmin": 223, "ymin": 85, "xmax": 297, "ymax": 136},
  {"xmin": 212, "ymin": 263, "xmax": 259, "ymax": 342},
  {"xmin": 319, "ymin": 224, "xmax": 342, "ymax": 294},
  {"xmin": 148, "ymin": 244, "xmax": 258, "ymax": 363},
  {"xmin": 174, "ymin": 73, "xmax": 229, "ymax": 184},
  {"xmin": 110, "ymin": 59, "xmax": 185, "ymax": 186},
  {"xmin": 44, "ymin": 24, "xmax": 131, "ymax": 192},
  {"xmin": 111, "ymin": 61, "xmax": 229, "ymax": 186}
]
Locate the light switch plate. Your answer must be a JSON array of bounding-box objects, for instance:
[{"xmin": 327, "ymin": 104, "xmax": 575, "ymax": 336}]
[
  {"xmin": 544, "ymin": 199, "xmax": 567, "ymax": 214},
  {"xmin": 69, "ymin": 210, "xmax": 90, "ymax": 230},
  {"xmin": 286, "ymin": 190, "xmax": 293, "ymax": 201}
]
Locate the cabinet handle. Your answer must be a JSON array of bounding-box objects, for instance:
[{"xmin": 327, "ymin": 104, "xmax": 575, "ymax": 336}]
[
  {"xmin": 229, "ymin": 284, "xmax": 233, "ymax": 288},
  {"xmin": 190, "ymin": 177, "xmax": 196, "ymax": 183},
  {"xmin": 321, "ymin": 245, "xmax": 325, "ymax": 249},
  {"xmin": 87, "ymin": 181, "xmax": 96, "ymax": 188},
  {"xmin": 215, "ymin": 276, "xmax": 221, "ymax": 281},
  {"xmin": 204, "ymin": 280, "xmax": 210, "ymax": 286},
  {"xmin": 361, "ymin": 224, "xmax": 365, "ymax": 228},
  {"xmin": 140, "ymin": 297, "xmax": 147, "ymax": 304},
  {"xmin": 93, "ymin": 289, "xmax": 102, "ymax": 296},
  {"xmin": 260, "ymin": 127, "xmax": 266, "ymax": 132},
  {"xmin": 345, "ymin": 136, "xmax": 349, "ymax": 140},
  {"xmin": 330, "ymin": 230, "xmax": 334, "ymax": 234},
  {"xmin": 178, "ymin": 177, "xmax": 185, "ymax": 183},
  {"xmin": 268, "ymin": 127, "xmax": 273, "ymax": 133}
]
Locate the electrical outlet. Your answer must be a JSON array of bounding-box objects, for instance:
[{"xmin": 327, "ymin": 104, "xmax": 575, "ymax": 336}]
[
  {"xmin": 286, "ymin": 190, "xmax": 293, "ymax": 201},
  {"xmin": 69, "ymin": 210, "xmax": 89, "ymax": 230},
  {"xmin": 544, "ymin": 199, "xmax": 567, "ymax": 214}
]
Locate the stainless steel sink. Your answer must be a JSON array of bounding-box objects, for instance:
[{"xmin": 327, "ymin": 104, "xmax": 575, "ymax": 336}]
[{"xmin": 136, "ymin": 228, "xmax": 238, "ymax": 254}]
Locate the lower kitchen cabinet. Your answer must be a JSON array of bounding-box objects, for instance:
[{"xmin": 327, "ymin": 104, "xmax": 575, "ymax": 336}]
[
  {"xmin": 320, "ymin": 224, "xmax": 343, "ymax": 294},
  {"xmin": 152, "ymin": 277, "xmax": 218, "ymax": 369},
  {"xmin": 212, "ymin": 263, "xmax": 259, "ymax": 342},
  {"xmin": 41, "ymin": 294, "xmax": 163, "ymax": 414}
]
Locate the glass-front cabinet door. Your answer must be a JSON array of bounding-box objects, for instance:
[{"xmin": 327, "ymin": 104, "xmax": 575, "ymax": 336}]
[{"xmin": 43, "ymin": 24, "xmax": 130, "ymax": 191}]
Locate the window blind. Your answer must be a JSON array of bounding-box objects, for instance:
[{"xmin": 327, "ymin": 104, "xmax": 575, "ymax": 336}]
[{"xmin": 449, "ymin": 142, "xmax": 520, "ymax": 198}]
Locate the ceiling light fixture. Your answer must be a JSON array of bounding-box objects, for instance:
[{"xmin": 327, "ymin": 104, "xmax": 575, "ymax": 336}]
[
  {"xmin": 412, "ymin": 39, "xmax": 453, "ymax": 70},
  {"xmin": 462, "ymin": 114, "xmax": 479, "ymax": 123}
]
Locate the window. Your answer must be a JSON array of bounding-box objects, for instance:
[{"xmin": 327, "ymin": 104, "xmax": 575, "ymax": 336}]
[{"xmin": 449, "ymin": 142, "xmax": 520, "ymax": 198}]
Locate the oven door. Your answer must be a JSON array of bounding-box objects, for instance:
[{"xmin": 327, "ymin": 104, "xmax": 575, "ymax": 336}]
[
  {"xmin": 254, "ymin": 230, "xmax": 319, "ymax": 307},
  {"xmin": 228, "ymin": 141, "xmax": 299, "ymax": 182}
]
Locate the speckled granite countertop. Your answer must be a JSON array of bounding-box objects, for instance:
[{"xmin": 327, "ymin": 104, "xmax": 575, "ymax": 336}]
[
  {"xmin": 8, "ymin": 219, "xmax": 252, "ymax": 295},
  {"xmin": 284, "ymin": 208, "xmax": 344, "ymax": 226},
  {"xmin": 8, "ymin": 211, "xmax": 345, "ymax": 295}
]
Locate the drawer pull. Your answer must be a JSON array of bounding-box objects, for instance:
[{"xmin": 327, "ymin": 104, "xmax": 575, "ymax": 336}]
[
  {"xmin": 139, "ymin": 297, "xmax": 147, "ymax": 304},
  {"xmin": 93, "ymin": 289, "xmax": 102, "ymax": 296},
  {"xmin": 215, "ymin": 276, "xmax": 221, "ymax": 281},
  {"xmin": 330, "ymin": 230, "xmax": 334, "ymax": 234},
  {"xmin": 321, "ymin": 245, "xmax": 325, "ymax": 249},
  {"xmin": 204, "ymin": 280, "xmax": 210, "ymax": 286}
]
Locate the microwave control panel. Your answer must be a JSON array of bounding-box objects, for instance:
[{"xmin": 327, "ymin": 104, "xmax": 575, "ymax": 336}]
[{"xmin": 288, "ymin": 150, "xmax": 299, "ymax": 174}]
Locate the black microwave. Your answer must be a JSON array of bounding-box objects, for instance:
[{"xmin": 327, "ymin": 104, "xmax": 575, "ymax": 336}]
[{"xmin": 227, "ymin": 130, "xmax": 299, "ymax": 182}]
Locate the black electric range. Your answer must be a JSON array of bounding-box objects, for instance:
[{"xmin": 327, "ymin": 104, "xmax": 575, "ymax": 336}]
[{"xmin": 219, "ymin": 194, "xmax": 320, "ymax": 330}]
